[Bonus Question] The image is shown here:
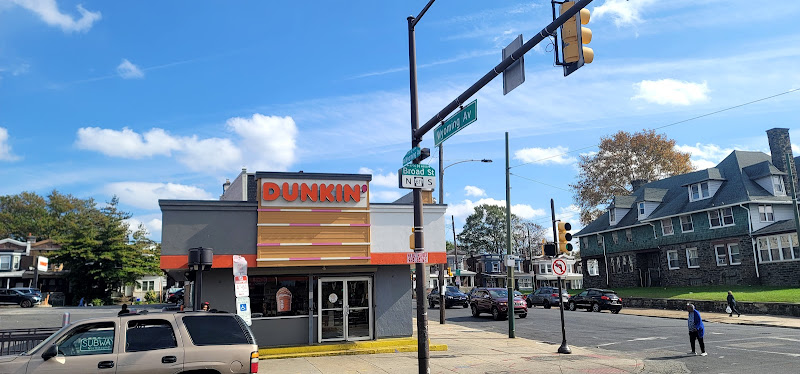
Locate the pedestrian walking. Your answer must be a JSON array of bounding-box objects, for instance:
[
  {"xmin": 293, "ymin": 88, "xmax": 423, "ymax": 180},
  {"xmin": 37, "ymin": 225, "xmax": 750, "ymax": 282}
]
[
  {"xmin": 118, "ymin": 304, "xmax": 130, "ymax": 316},
  {"xmin": 727, "ymin": 290, "xmax": 741, "ymax": 317},
  {"xmin": 687, "ymin": 303, "xmax": 707, "ymax": 356}
]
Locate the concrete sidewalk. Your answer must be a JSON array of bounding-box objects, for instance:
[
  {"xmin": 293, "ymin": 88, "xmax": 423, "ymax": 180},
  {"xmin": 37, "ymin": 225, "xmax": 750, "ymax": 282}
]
[
  {"xmin": 261, "ymin": 320, "xmax": 649, "ymax": 374},
  {"xmin": 621, "ymin": 307, "xmax": 800, "ymax": 329}
]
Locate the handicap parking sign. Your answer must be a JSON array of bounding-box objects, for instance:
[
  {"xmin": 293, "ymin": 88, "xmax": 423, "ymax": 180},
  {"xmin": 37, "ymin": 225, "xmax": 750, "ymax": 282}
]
[{"xmin": 239, "ymin": 303, "xmax": 247, "ymax": 312}]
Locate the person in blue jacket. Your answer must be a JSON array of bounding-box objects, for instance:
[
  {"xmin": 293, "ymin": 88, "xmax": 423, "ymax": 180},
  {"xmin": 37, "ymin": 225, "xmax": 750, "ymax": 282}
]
[{"xmin": 687, "ymin": 303, "xmax": 707, "ymax": 356}]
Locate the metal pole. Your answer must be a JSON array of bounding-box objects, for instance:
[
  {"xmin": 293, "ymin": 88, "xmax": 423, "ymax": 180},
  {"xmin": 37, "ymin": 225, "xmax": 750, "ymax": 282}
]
[
  {"xmin": 557, "ymin": 276, "xmax": 571, "ymax": 354},
  {"xmin": 194, "ymin": 268, "xmax": 203, "ymax": 311},
  {"xmin": 32, "ymin": 264, "xmax": 39, "ymax": 291},
  {"xmin": 505, "ymin": 132, "xmax": 515, "ymax": 338},
  {"xmin": 452, "ymin": 216, "xmax": 459, "ymax": 285},
  {"xmin": 786, "ymin": 154, "xmax": 800, "ymax": 241},
  {"xmin": 413, "ymin": 0, "xmax": 594, "ymax": 140},
  {"xmin": 408, "ymin": 14, "xmax": 430, "ymax": 374},
  {"xmin": 438, "ymin": 145, "xmax": 446, "ymax": 324}
]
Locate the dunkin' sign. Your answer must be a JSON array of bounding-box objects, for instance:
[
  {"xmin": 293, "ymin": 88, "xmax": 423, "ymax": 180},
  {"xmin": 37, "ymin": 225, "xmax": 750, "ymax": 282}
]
[{"xmin": 260, "ymin": 178, "xmax": 369, "ymax": 208}]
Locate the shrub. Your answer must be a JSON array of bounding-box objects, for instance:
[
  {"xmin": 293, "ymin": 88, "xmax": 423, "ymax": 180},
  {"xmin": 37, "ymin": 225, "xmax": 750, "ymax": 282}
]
[
  {"xmin": 90, "ymin": 298, "xmax": 104, "ymax": 307},
  {"xmin": 144, "ymin": 290, "xmax": 159, "ymax": 303}
]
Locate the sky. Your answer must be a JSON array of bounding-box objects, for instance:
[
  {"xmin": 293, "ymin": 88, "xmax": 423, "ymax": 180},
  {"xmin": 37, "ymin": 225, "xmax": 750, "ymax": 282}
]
[{"xmin": 1, "ymin": 0, "xmax": 799, "ymax": 245}]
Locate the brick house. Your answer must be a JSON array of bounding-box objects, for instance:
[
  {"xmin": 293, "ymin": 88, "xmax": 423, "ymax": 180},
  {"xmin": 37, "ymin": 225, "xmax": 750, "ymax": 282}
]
[{"xmin": 575, "ymin": 128, "xmax": 800, "ymax": 288}]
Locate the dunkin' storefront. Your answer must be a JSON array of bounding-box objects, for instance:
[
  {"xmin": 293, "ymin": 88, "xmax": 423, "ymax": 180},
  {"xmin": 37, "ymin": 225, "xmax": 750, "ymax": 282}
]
[{"xmin": 160, "ymin": 171, "xmax": 446, "ymax": 347}]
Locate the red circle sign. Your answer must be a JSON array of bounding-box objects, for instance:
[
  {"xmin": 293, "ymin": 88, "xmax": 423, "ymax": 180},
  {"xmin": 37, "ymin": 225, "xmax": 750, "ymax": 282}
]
[{"xmin": 552, "ymin": 258, "xmax": 567, "ymax": 276}]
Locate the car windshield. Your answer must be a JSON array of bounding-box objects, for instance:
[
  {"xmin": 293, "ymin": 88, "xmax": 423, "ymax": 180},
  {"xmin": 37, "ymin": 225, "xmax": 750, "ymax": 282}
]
[
  {"xmin": 446, "ymin": 286, "xmax": 460, "ymax": 293},
  {"xmin": 489, "ymin": 290, "xmax": 508, "ymax": 298}
]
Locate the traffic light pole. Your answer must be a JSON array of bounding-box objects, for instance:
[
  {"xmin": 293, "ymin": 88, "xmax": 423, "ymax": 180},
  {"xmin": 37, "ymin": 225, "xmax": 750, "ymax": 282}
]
[
  {"xmin": 552, "ymin": 199, "xmax": 571, "ymax": 354},
  {"xmin": 438, "ymin": 145, "xmax": 446, "ymax": 325},
  {"xmin": 505, "ymin": 132, "xmax": 515, "ymax": 338}
]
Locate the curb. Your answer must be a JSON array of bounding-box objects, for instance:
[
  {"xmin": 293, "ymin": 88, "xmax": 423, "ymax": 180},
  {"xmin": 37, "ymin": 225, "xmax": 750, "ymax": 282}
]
[
  {"xmin": 622, "ymin": 310, "xmax": 800, "ymax": 330},
  {"xmin": 259, "ymin": 338, "xmax": 448, "ymax": 359}
]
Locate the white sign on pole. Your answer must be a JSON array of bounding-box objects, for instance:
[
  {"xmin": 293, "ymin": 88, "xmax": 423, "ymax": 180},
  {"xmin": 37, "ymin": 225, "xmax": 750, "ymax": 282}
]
[
  {"xmin": 233, "ymin": 255, "xmax": 248, "ymax": 277},
  {"xmin": 398, "ymin": 164, "xmax": 436, "ymax": 190},
  {"xmin": 234, "ymin": 275, "xmax": 249, "ymax": 297},
  {"xmin": 36, "ymin": 256, "xmax": 48, "ymax": 272},
  {"xmin": 236, "ymin": 296, "xmax": 252, "ymax": 326},
  {"xmin": 552, "ymin": 258, "xmax": 567, "ymax": 276}
]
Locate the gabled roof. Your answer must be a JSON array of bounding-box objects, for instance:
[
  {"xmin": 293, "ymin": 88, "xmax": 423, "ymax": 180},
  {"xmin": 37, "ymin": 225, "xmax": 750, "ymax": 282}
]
[
  {"xmin": 742, "ymin": 161, "xmax": 786, "ymax": 180},
  {"xmin": 576, "ymin": 150, "xmax": 794, "ymax": 237},
  {"xmin": 610, "ymin": 195, "xmax": 636, "ymax": 209},
  {"xmin": 753, "ymin": 219, "xmax": 797, "ymax": 236}
]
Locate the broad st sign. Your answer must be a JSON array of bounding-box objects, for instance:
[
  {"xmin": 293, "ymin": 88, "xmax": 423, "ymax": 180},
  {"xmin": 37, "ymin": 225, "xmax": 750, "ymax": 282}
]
[{"xmin": 398, "ymin": 164, "xmax": 436, "ymax": 190}]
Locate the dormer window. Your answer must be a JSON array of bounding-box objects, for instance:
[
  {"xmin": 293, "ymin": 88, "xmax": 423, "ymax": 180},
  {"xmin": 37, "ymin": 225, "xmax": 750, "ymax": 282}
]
[
  {"xmin": 637, "ymin": 202, "xmax": 646, "ymax": 219},
  {"xmin": 609, "ymin": 209, "xmax": 616, "ymax": 224},
  {"xmin": 690, "ymin": 182, "xmax": 710, "ymax": 201},
  {"xmin": 773, "ymin": 176, "xmax": 785, "ymax": 195}
]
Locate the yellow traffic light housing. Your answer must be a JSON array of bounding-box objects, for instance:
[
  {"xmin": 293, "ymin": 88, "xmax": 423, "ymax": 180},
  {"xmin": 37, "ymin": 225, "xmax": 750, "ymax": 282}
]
[
  {"xmin": 558, "ymin": 1, "xmax": 593, "ymax": 76},
  {"xmin": 557, "ymin": 221, "xmax": 573, "ymax": 253},
  {"xmin": 447, "ymin": 267, "xmax": 453, "ymax": 277}
]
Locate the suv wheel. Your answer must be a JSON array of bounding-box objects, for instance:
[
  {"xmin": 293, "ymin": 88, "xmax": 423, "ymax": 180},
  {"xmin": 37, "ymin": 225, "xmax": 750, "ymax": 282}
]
[
  {"xmin": 543, "ymin": 301, "xmax": 551, "ymax": 309},
  {"xmin": 471, "ymin": 304, "xmax": 480, "ymax": 317},
  {"xmin": 592, "ymin": 303, "xmax": 601, "ymax": 312},
  {"xmin": 20, "ymin": 299, "xmax": 32, "ymax": 308},
  {"xmin": 526, "ymin": 299, "xmax": 533, "ymax": 308},
  {"xmin": 568, "ymin": 302, "xmax": 576, "ymax": 311},
  {"xmin": 492, "ymin": 307, "xmax": 502, "ymax": 321}
]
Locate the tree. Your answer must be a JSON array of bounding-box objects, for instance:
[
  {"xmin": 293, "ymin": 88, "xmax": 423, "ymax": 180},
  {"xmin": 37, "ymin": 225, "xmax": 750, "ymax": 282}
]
[
  {"xmin": 458, "ymin": 205, "xmax": 509, "ymax": 254},
  {"xmin": 570, "ymin": 129, "xmax": 694, "ymax": 224},
  {"xmin": 513, "ymin": 221, "xmax": 548, "ymax": 258},
  {"xmin": 0, "ymin": 190, "xmax": 95, "ymax": 241}
]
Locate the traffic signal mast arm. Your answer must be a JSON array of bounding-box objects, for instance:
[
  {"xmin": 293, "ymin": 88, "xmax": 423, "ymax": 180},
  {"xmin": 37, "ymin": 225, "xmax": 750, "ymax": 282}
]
[{"xmin": 412, "ymin": 0, "xmax": 594, "ymax": 141}]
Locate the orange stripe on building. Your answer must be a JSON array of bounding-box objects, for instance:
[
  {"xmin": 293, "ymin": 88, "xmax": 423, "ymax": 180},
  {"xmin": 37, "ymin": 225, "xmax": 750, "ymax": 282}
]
[
  {"xmin": 161, "ymin": 254, "xmax": 259, "ymax": 270},
  {"xmin": 369, "ymin": 252, "xmax": 446, "ymax": 265}
]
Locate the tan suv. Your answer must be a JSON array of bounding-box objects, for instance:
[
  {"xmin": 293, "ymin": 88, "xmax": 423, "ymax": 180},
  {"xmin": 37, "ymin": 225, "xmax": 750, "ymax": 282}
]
[{"xmin": 0, "ymin": 312, "xmax": 259, "ymax": 374}]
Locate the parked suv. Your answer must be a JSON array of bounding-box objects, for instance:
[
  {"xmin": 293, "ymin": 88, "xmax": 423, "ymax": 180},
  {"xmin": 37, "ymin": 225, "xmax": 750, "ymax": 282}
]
[
  {"xmin": 0, "ymin": 288, "xmax": 42, "ymax": 308},
  {"xmin": 428, "ymin": 286, "xmax": 469, "ymax": 309},
  {"xmin": 526, "ymin": 287, "xmax": 570, "ymax": 309},
  {"xmin": 469, "ymin": 287, "xmax": 527, "ymax": 320},
  {"xmin": 0, "ymin": 312, "xmax": 259, "ymax": 373},
  {"xmin": 567, "ymin": 288, "xmax": 623, "ymax": 313}
]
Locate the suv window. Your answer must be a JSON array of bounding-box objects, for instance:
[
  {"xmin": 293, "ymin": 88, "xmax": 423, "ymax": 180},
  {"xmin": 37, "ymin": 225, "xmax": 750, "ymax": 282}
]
[
  {"xmin": 126, "ymin": 319, "xmax": 177, "ymax": 352},
  {"xmin": 603, "ymin": 292, "xmax": 618, "ymax": 298},
  {"xmin": 588, "ymin": 290, "xmax": 601, "ymax": 297},
  {"xmin": 578, "ymin": 291, "xmax": 588, "ymax": 297},
  {"xmin": 182, "ymin": 315, "xmax": 251, "ymax": 346},
  {"xmin": 56, "ymin": 322, "xmax": 115, "ymax": 356}
]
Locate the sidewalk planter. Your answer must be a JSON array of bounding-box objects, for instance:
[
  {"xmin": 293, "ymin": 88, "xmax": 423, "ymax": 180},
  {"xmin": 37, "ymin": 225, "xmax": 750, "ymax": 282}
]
[{"xmin": 624, "ymin": 297, "xmax": 800, "ymax": 317}]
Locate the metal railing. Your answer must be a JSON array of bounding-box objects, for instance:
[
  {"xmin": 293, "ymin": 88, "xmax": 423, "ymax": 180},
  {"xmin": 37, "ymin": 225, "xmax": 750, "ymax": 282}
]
[{"xmin": 0, "ymin": 327, "xmax": 61, "ymax": 356}]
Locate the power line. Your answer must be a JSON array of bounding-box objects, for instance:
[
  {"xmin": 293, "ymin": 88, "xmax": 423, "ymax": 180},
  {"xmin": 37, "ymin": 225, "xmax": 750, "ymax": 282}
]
[
  {"xmin": 509, "ymin": 87, "xmax": 800, "ymax": 169},
  {"xmin": 510, "ymin": 172, "xmax": 571, "ymax": 192}
]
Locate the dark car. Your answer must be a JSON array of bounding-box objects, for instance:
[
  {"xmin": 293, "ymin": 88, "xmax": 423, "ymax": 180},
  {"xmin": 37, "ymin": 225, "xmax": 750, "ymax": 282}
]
[
  {"xmin": 567, "ymin": 288, "xmax": 622, "ymax": 313},
  {"xmin": 466, "ymin": 287, "xmax": 480, "ymax": 302},
  {"xmin": 526, "ymin": 287, "xmax": 570, "ymax": 309},
  {"xmin": 428, "ymin": 286, "xmax": 469, "ymax": 309},
  {"xmin": 11, "ymin": 287, "xmax": 42, "ymax": 298},
  {"xmin": 0, "ymin": 288, "xmax": 42, "ymax": 308},
  {"xmin": 167, "ymin": 288, "xmax": 185, "ymax": 304},
  {"xmin": 469, "ymin": 287, "xmax": 527, "ymax": 320}
]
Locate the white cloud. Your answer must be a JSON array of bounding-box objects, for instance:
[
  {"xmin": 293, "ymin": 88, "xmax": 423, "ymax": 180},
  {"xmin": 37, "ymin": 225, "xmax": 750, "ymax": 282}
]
[
  {"xmin": 793, "ymin": 144, "xmax": 800, "ymax": 155},
  {"xmin": 514, "ymin": 146, "xmax": 576, "ymax": 165},
  {"xmin": 370, "ymin": 190, "xmax": 402, "ymax": 203},
  {"xmin": 593, "ymin": 0, "xmax": 657, "ymax": 27},
  {"xmin": 0, "ymin": 127, "xmax": 20, "ymax": 161},
  {"xmin": 11, "ymin": 0, "xmax": 101, "ymax": 33},
  {"xmin": 359, "ymin": 167, "xmax": 397, "ymax": 188},
  {"xmin": 632, "ymin": 79, "xmax": 710, "ymax": 106},
  {"xmin": 446, "ymin": 197, "xmax": 546, "ymax": 221},
  {"xmin": 117, "ymin": 59, "xmax": 144, "ymax": 79},
  {"xmin": 126, "ymin": 215, "xmax": 163, "ymax": 242},
  {"xmin": 463, "ymin": 185, "xmax": 486, "ymax": 197},
  {"xmin": 675, "ymin": 143, "xmax": 734, "ymax": 170},
  {"xmin": 106, "ymin": 182, "xmax": 213, "ymax": 210},
  {"xmin": 76, "ymin": 113, "xmax": 298, "ymax": 173}
]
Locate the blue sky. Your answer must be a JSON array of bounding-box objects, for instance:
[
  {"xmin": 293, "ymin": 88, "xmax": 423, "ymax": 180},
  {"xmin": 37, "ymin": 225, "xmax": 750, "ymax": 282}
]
[{"xmin": 1, "ymin": 0, "xmax": 799, "ymax": 244}]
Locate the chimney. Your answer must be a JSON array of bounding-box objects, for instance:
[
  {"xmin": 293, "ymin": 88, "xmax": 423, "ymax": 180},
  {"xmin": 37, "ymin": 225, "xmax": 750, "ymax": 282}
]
[
  {"xmin": 222, "ymin": 179, "xmax": 231, "ymax": 193},
  {"xmin": 766, "ymin": 128, "xmax": 797, "ymax": 188},
  {"xmin": 631, "ymin": 179, "xmax": 648, "ymax": 192}
]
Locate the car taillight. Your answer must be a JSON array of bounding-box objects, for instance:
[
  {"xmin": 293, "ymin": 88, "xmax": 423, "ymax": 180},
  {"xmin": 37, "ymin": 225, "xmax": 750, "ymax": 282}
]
[
  {"xmin": 551, "ymin": 293, "xmax": 559, "ymax": 297},
  {"xmin": 601, "ymin": 296, "xmax": 610, "ymax": 300},
  {"xmin": 250, "ymin": 351, "xmax": 259, "ymax": 373}
]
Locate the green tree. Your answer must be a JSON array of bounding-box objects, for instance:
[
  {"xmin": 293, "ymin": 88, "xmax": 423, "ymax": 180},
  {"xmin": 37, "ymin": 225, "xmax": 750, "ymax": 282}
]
[
  {"xmin": 570, "ymin": 130, "xmax": 694, "ymax": 224},
  {"xmin": 458, "ymin": 205, "xmax": 508, "ymax": 254},
  {"xmin": 0, "ymin": 190, "xmax": 95, "ymax": 241},
  {"xmin": 513, "ymin": 221, "xmax": 548, "ymax": 258}
]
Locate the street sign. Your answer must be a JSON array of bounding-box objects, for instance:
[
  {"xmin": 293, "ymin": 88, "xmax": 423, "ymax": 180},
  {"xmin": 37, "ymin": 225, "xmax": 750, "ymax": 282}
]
[
  {"xmin": 552, "ymin": 258, "xmax": 567, "ymax": 276},
  {"xmin": 403, "ymin": 147, "xmax": 421, "ymax": 166},
  {"xmin": 434, "ymin": 100, "xmax": 477, "ymax": 146},
  {"xmin": 398, "ymin": 164, "xmax": 436, "ymax": 190},
  {"xmin": 234, "ymin": 275, "xmax": 249, "ymax": 297},
  {"xmin": 236, "ymin": 296, "xmax": 252, "ymax": 326},
  {"xmin": 407, "ymin": 252, "xmax": 428, "ymax": 263},
  {"xmin": 503, "ymin": 34, "xmax": 525, "ymax": 95},
  {"xmin": 36, "ymin": 256, "xmax": 48, "ymax": 272}
]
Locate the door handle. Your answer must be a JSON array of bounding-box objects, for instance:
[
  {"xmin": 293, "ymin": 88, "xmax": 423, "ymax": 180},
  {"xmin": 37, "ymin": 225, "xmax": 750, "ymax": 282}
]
[
  {"xmin": 97, "ymin": 361, "xmax": 115, "ymax": 369},
  {"xmin": 162, "ymin": 355, "xmax": 177, "ymax": 364}
]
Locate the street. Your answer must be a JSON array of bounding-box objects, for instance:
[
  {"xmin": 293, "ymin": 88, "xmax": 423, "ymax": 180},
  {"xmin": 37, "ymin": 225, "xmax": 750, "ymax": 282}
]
[{"xmin": 430, "ymin": 302, "xmax": 800, "ymax": 373}]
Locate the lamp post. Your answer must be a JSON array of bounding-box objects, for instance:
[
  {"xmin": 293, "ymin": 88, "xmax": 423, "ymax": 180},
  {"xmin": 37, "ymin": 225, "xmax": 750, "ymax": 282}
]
[{"xmin": 436, "ymin": 151, "xmax": 491, "ymax": 324}]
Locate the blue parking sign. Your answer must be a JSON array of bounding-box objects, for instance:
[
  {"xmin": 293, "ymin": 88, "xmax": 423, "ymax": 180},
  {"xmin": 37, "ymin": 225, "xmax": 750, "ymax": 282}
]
[{"xmin": 239, "ymin": 303, "xmax": 247, "ymax": 311}]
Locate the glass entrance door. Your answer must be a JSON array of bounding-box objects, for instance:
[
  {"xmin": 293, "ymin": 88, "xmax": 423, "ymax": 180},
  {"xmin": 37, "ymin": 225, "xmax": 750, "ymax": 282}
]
[{"xmin": 318, "ymin": 277, "xmax": 372, "ymax": 342}]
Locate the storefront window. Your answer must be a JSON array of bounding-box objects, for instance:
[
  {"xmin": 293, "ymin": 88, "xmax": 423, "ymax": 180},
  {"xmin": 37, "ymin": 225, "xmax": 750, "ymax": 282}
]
[{"xmin": 249, "ymin": 276, "xmax": 309, "ymax": 318}]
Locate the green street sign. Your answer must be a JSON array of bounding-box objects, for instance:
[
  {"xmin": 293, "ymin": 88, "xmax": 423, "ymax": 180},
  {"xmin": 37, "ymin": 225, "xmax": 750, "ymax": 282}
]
[
  {"xmin": 455, "ymin": 269, "xmax": 461, "ymax": 276},
  {"xmin": 434, "ymin": 100, "xmax": 477, "ymax": 146},
  {"xmin": 403, "ymin": 147, "xmax": 421, "ymax": 166},
  {"xmin": 400, "ymin": 164, "xmax": 435, "ymax": 177},
  {"xmin": 398, "ymin": 164, "xmax": 436, "ymax": 190}
]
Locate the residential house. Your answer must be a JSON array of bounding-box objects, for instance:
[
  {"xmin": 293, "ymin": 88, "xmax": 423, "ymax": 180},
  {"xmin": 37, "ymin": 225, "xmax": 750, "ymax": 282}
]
[
  {"xmin": 531, "ymin": 255, "xmax": 583, "ymax": 290},
  {"xmin": 467, "ymin": 253, "xmax": 527, "ymax": 289},
  {"xmin": 575, "ymin": 128, "xmax": 800, "ymax": 288},
  {"xmin": 0, "ymin": 236, "xmax": 68, "ymax": 303}
]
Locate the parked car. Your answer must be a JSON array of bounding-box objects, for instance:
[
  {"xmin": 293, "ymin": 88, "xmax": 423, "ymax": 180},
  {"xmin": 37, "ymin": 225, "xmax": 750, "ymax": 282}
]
[
  {"xmin": 166, "ymin": 288, "xmax": 184, "ymax": 304},
  {"xmin": 0, "ymin": 312, "xmax": 259, "ymax": 374},
  {"xmin": 11, "ymin": 288, "xmax": 43, "ymax": 299},
  {"xmin": 567, "ymin": 288, "xmax": 623, "ymax": 313},
  {"xmin": 526, "ymin": 287, "xmax": 570, "ymax": 309},
  {"xmin": 469, "ymin": 287, "xmax": 527, "ymax": 320},
  {"xmin": 466, "ymin": 287, "xmax": 480, "ymax": 302},
  {"xmin": 514, "ymin": 290, "xmax": 526, "ymax": 301},
  {"xmin": 0, "ymin": 288, "xmax": 42, "ymax": 308},
  {"xmin": 428, "ymin": 286, "xmax": 469, "ymax": 309}
]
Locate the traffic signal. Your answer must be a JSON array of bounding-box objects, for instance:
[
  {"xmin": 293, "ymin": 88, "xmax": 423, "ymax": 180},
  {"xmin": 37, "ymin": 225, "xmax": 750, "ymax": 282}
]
[
  {"xmin": 409, "ymin": 228, "xmax": 414, "ymax": 250},
  {"xmin": 557, "ymin": 221, "xmax": 573, "ymax": 253},
  {"xmin": 543, "ymin": 243, "xmax": 557, "ymax": 257},
  {"xmin": 447, "ymin": 267, "xmax": 453, "ymax": 277},
  {"xmin": 559, "ymin": 1, "xmax": 593, "ymax": 76}
]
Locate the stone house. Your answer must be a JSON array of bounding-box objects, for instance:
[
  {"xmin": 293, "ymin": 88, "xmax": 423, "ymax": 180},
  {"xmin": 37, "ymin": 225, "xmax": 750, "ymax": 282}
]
[{"xmin": 575, "ymin": 128, "xmax": 800, "ymax": 288}]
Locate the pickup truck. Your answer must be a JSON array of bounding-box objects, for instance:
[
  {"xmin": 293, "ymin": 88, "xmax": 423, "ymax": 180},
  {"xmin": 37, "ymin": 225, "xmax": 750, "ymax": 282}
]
[{"xmin": 0, "ymin": 312, "xmax": 259, "ymax": 374}]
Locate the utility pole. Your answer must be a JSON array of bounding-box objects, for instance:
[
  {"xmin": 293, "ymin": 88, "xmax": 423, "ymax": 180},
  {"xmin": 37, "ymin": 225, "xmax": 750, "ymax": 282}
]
[
  {"xmin": 438, "ymin": 145, "xmax": 446, "ymax": 325},
  {"xmin": 505, "ymin": 132, "xmax": 515, "ymax": 337}
]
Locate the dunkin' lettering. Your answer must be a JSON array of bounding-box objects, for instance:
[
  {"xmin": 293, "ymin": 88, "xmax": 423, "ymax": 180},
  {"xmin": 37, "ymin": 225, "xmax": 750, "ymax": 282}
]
[{"xmin": 263, "ymin": 182, "xmax": 367, "ymax": 203}]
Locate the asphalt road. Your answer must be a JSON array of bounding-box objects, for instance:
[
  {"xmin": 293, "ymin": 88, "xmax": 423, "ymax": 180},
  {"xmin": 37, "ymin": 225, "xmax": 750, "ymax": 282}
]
[
  {"xmin": 0, "ymin": 304, "xmax": 171, "ymax": 329},
  {"xmin": 428, "ymin": 302, "xmax": 800, "ymax": 374}
]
